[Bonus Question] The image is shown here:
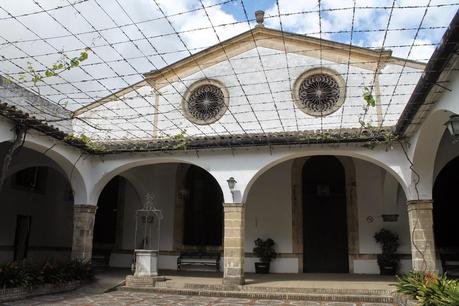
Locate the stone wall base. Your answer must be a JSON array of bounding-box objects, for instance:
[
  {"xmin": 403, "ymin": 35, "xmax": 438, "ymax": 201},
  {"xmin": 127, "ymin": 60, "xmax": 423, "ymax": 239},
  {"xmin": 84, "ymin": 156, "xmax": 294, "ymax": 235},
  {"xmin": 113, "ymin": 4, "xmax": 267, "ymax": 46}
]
[
  {"xmin": 394, "ymin": 293, "xmax": 419, "ymax": 306},
  {"xmin": 125, "ymin": 275, "xmax": 159, "ymax": 288}
]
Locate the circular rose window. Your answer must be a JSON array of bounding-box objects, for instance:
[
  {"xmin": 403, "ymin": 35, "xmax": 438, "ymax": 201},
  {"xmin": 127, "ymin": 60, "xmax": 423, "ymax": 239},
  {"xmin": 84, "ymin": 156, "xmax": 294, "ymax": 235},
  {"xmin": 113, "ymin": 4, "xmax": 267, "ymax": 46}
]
[
  {"xmin": 183, "ymin": 80, "xmax": 229, "ymax": 124},
  {"xmin": 293, "ymin": 69, "xmax": 346, "ymax": 117}
]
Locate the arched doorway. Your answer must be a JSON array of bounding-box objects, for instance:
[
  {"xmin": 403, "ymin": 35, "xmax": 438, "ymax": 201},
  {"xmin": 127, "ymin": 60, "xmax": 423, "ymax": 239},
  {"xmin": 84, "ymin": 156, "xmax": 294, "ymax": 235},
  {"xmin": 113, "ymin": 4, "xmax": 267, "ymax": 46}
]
[
  {"xmin": 433, "ymin": 156, "xmax": 459, "ymax": 260},
  {"xmin": 0, "ymin": 165, "xmax": 74, "ymax": 263},
  {"xmin": 302, "ymin": 156, "xmax": 348, "ymax": 273},
  {"xmin": 93, "ymin": 175, "xmax": 138, "ymax": 267},
  {"xmin": 183, "ymin": 165, "xmax": 223, "ymax": 247}
]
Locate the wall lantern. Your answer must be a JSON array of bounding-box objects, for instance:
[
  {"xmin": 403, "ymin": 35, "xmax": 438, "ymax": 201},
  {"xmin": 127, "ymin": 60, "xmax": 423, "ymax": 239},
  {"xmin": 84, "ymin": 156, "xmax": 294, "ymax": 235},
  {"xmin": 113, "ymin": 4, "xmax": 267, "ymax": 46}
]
[
  {"xmin": 227, "ymin": 177, "xmax": 237, "ymax": 191},
  {"xmin": 446, "ymin": 115, "xmax": 459, "ymax": 142}
]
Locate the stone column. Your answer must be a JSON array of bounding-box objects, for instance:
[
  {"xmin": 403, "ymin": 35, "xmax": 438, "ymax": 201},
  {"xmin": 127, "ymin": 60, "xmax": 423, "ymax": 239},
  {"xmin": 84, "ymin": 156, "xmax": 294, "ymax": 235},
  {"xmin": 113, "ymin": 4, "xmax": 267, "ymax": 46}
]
[
  {"xmin": 223, "ymin": 203, "xmax": 245, "ymax": 286},
  {"xmin": 71, "ymin": 204, "xmax": 97, "ymax": 262},
  {"xmin": 407, "ymin": 200, "xmax": 437, "ymax": 272}
]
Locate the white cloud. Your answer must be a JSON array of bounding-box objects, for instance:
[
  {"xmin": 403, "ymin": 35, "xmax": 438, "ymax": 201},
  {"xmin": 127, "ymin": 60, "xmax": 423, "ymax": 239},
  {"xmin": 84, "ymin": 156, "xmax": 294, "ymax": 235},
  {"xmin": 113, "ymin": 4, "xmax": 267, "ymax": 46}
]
[{"xmin": 263, "ymin": 0, "xmax": 457, "ymax": 60}]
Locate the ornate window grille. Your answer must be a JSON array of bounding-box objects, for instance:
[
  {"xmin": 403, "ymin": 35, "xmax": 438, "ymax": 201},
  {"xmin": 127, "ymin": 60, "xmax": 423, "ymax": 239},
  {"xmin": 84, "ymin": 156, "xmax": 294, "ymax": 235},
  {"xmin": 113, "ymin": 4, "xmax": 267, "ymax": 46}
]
[
  {"xmin": 182, "ymin": 80, "xmax": 229, "ymax": 124},
  {"xmin": 293, "ymin": 68, "xmax": 346, "ymax": 117}
]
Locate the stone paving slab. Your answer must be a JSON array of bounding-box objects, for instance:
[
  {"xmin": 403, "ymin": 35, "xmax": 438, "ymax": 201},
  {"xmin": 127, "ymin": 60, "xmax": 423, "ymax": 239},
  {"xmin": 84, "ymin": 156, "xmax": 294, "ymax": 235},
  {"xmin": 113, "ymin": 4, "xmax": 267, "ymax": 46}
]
[{"xmin": 2, "ymin": 290, "xmax": 396, "ymax": 306}]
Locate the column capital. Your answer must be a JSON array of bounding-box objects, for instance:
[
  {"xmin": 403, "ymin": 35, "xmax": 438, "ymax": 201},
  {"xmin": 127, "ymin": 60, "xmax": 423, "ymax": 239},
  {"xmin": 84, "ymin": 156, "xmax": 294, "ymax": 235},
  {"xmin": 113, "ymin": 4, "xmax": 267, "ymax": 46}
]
[
  {"xmin": 223, "ymin": 202, "xmax": 244, "ymax": 208},
  {"xmin": 407, "ymin": 200, "xmax": 433, "ymax": 211},
  {"xmin": 74, "ymin": 204, "xmax": 97, "ymax": 213}
]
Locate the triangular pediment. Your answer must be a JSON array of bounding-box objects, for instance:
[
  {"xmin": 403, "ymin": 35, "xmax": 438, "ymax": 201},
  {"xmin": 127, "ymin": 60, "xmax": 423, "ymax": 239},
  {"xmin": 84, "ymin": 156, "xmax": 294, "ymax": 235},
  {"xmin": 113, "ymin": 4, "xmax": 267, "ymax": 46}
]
[
  {"xmin": 143, "ymin": 26, "xmax": 424, "ymax": 89},
  {"xmin": 74, "ymin": 26, "xmax": 425, "ymax": 118}
]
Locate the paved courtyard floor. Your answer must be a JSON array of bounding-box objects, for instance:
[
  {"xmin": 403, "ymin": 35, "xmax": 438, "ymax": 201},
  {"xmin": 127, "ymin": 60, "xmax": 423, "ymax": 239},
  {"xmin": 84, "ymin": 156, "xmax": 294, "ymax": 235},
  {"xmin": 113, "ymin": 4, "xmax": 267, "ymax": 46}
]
[
  {"xmin": 3, "ymin": 290, "xmax": 395, "ymax": 306},
  {"xmin": 2, "ymin": 270, "xmax": 397, "ymax": 306}
]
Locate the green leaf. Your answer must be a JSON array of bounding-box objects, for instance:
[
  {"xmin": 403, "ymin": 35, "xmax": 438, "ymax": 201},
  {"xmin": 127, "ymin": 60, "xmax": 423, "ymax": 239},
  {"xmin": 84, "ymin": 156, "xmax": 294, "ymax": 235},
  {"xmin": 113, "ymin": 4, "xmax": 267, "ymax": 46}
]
[
  {"xmin": 31, "ymin": 75, "xmax": 42, "ymax": 83},
  {"xmin": 363, "ymin": 86, "xmax": 376, "ymax": 107},
  {"xmin": 78, "ymin": 51, "xmax": 88, "ymax": 61},
  {"xmin": 70, "ymin": 58, "xmax": 80, "ymax": 68},
  {"xmin": 44, "ymin": 70, "xmax": 56, "ymax": 77}
]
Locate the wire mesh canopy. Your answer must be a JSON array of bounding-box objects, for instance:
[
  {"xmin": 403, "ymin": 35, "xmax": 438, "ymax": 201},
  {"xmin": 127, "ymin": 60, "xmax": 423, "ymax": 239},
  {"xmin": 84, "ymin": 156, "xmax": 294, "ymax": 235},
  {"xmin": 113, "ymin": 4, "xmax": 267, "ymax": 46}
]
[{"xmin": 0, "ymin": 0, "xmax": 457, "ymax": 152}]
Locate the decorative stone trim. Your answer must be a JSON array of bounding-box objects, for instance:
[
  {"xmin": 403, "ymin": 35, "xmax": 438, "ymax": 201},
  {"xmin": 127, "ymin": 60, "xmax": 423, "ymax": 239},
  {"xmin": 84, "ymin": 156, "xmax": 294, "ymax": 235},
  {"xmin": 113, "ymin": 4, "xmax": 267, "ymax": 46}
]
[
  {"xmin": 122, "ymin": 286, "xmax": 394, "ymax": 303},
  {"xmin": 394, "ymin": 293, "xmax": 419, "ymax": 306},
  {"xmin": 0, "ymin": 281, "xmax": 81, "ymax": 303},
  {"xmin": 182, "ymin": 79, "xmax": 229, "ymax": 125},
  {"xmin": 292, "ymin": 68, "xmax": 346, "ymax": 117},
  {"xmin": 73, "ymin": 204, "xmax": 97, "ymax": 214},
  {"xmin": 125, "ymin": 275, "xmax": 157, "ymax": 288}
]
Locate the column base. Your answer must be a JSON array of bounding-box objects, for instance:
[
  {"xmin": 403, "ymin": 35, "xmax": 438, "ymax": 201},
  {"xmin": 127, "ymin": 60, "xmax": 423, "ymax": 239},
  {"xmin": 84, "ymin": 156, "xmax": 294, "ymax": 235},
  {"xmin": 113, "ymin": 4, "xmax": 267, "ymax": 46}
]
[
  {"xmin": 134, "ymin": 249, "xmax": 159, "ymax": 277},
  {"xmin": 223, "ymin": 276, "xmax": 245, "ymax": 286}
]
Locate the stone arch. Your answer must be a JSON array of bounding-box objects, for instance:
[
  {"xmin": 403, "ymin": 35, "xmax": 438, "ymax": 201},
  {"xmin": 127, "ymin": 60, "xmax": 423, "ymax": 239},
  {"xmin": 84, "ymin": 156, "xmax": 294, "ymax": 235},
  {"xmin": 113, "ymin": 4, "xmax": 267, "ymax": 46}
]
[
  {"xmin": 92, "ymin": 174, "xmax": 143, "ymax": 263},
  {"xmin": 88, "ymin": 157, "xmax": 218, "ymax": 205},
  {"xmin": 409, "ymin": 109, "xmax": 453, "ymax": 200},
  {"xmin": 409, "ymin": 69, "xmax": 459, "ymax": 200},
  {"xmin": 0, "ymin": 139, "xmax": 87, "ymax": 204},
  {"xmin": 242, "ymin": 151, "xmax": 409, "ymax": 204}
]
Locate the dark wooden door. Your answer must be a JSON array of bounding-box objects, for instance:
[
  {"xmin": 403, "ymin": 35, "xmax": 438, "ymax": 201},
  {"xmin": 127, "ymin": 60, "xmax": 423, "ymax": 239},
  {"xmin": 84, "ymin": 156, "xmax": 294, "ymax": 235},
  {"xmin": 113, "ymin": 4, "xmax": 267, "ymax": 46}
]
[
  {"xmin": 14, "ymin": 215, "xmax": 31, "ymax": 261},
  {"xmin": 303, "ymin": 156, "xmax": 349, "ymax": 273},
  {"xmin": 433, "ymin": 156, "xmax": 459, "ymax": 251}
]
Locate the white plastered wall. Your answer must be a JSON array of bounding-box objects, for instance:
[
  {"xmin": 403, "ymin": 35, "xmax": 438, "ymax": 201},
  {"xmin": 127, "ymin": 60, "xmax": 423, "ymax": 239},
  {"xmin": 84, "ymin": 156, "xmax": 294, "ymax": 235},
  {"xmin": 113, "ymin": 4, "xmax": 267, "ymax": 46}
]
[
  {"xmin": 245, "ymin": 160, "xmax": 296, "ymax": 273},
  {"xmin": 353, "ymin": 159, "xmax": 411, "ymax": 274}
]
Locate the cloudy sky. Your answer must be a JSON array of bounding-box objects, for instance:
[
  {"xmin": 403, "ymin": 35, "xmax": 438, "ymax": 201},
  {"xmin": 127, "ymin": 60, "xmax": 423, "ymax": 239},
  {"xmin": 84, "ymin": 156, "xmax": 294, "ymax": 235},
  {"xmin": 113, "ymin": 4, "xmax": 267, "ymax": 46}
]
[{"xmin": 0, "ymin": 0, "xmax": 457, "ymax": 111}]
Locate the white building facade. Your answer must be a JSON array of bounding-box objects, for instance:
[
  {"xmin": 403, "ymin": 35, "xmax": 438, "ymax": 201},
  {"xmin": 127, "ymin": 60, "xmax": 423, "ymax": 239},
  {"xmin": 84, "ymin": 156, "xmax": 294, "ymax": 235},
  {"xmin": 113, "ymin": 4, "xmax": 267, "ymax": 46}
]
[{"xmin": 1, "ymin": 13, "xmax": 458, "ymax": 286}]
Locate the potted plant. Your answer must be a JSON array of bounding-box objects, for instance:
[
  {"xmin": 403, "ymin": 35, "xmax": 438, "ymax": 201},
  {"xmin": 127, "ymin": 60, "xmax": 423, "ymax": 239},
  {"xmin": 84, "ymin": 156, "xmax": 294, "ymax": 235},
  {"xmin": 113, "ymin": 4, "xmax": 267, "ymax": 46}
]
[
  {"xmin": 253, "ymin": 238, "xmax": 277, "ymax": 274},
  {"xmin": 374, "ymin": 228, "xmax": 400, "ymax": 275}
]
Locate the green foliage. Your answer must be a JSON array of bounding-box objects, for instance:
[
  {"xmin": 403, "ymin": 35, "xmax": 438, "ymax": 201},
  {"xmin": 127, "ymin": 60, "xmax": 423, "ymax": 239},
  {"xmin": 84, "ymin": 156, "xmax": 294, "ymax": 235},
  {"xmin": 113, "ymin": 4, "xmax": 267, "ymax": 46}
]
[
  {"xmin": 0, "ymin": 260, "xmax": 93, "ymax": 289},
  {"xmin": 374, "ymin": 228, "xmax": 400, "ymax": 254},
  {"xmin": 374, "ymin": 228, "xmax": 400, "ymax": 273},
  {"xmin": 253, "ymin": 238, "xmax": 277, "ymax": 263},
  {"xmin": 0, "ymin": 262, "xmax": 34, "ymax": 289},
  {"xmin": 363, "ymin": 86, "xmax": 376, "ymax": 107},
  {"xmin": 396, "ymin": 271, "xmax": 459, "ymax": 306},
  {"xmin": 63, "ymin": 133, "xmax": 107, "ymax": 154},
  {"xmin": 171, "ymin": 132, "xmax": 188, "ymax": 150},
  {"xmin": 59, "ymin": 260, "xmax": 94, "ymax": 282},
  {"xmin": 17, "ymin": 48, "xmax": 91, "ymax": 85},
  {"xmin": 158, "ymin": 131, "xmax": 189, "ymax": 150}
]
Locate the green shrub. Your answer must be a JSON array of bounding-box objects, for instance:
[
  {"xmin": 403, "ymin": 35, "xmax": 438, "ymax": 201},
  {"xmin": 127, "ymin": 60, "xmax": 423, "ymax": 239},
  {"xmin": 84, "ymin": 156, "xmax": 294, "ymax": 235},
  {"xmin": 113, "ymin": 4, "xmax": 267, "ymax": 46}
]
[
  {"xmin": 0, "ymin": 260, "xmax": 94, "ymax": 289},
  {"xmin": 396, "ymin": 271, "xmax": 459, "ymax": 306},
  {"xmin": 60, "ymin": 260, "xmax": 94, "ymax": 281},
  {"xmin": 0, "ymin": 262, "xmax": 34, "ymax": 289}
]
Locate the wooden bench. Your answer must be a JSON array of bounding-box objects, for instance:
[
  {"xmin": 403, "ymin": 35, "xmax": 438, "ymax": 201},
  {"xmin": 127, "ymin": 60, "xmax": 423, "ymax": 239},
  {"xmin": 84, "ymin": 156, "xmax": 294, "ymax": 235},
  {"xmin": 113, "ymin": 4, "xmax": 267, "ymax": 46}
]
[
  {"xmin": 177, "ymin": 251, "xmax": 221, "ymax": 272},
  {"xmin": 440, "ymin": 253, "xmax": 459, "ymax": 278}
]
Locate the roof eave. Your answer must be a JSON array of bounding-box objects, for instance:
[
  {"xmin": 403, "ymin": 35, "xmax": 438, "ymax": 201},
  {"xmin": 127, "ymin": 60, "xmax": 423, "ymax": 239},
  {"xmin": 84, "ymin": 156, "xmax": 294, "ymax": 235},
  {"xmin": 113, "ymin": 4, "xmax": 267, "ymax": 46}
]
[{"xmin": 395, "ymin": 11, "xmax": 459, "ymax": 136}]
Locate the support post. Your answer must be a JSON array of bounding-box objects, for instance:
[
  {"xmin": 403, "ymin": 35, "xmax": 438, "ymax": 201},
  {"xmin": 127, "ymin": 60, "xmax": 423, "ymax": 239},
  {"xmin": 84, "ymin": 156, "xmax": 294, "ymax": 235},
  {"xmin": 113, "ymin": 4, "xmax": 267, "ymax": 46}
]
[
  {"xmin": 71, "ymin": 204, "xmax": 97, "ymax": 262},
  {"xmin": 407, "ymin": 200, "xmax": 437, "ymax": 273},
  {"xmin": 223, "ymin": 203, "xmax": 245, "ymax": 285}
]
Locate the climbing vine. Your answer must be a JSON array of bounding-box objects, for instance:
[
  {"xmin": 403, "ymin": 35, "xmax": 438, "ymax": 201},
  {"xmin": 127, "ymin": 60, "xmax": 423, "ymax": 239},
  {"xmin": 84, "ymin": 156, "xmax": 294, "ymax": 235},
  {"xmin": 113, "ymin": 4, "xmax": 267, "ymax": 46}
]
[
  {"xmin": 15, "ymin": 48, "xmax": 91, "ymax": 85},
  {"xmin": 63, "ymin": 133, "xmax": 107, "ymax": 154}
]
